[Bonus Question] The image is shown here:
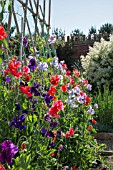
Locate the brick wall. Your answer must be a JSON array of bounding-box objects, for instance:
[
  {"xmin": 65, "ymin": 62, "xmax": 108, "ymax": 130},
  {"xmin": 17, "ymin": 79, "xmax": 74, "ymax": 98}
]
[{"xmin": 60, "ymin": 33, "xmax": 109, "ymax": 60}]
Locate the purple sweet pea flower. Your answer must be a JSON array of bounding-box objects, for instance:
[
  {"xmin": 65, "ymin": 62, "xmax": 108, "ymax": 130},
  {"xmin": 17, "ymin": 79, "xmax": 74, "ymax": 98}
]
[
  {"xmin": 0, "ymin": 140, "xmax": 18, "ymax": 165},
  {"xmin": 41, "ymin": 128, "xmax": 54, "ymax": 138},
  {"xmin": 88, "ymin": 106, "xmax": 95, "ymax": 114},
  {"xmin": 50, "ymin": 122, "xmax": 58, "ymax": 128},
  {"xmin": 58, "ymin": 144, "xmax": 63, "ymax": 152},
  {"xmin": 49, "ymin": 142, "xmax": 54, "ymax": 148},
  {"xmin": 57, "ymin": 63, "xmax": 63, "ymax": 71},
  {"xmin": 50, "ymin": 56, "xmax": 58, "ymax": 67},
  {"xmin": 23, "ymin": 36, "xmax": 29, "ymax": 48},
  {"xmin": 30, "ymin": 87, "xmax": 40, "ymax": 96},
  {"xmin": 38, "ymin": 62, "xmax": 48, "ymax": 72},
  {"xmin": 94, "ymin": 103, "xmax": 98, "ymax": 108},
  {"xmin": 77, "ymin": 96, "xmax": 84, "ymax": 104},
  {"xmin": 15, "ymin": 103, "xmax": 21, "ymax": 111},
  {"xmin": 87, "ymin": 84, "xmax": 92, "ymax": 91},
  {"xmin": 4, "ymin": 77, "xmax": 10, "ymax": 82},
  {"xmin": 30, "ymin": 83, "xmax": 40, "ymax": 96},
  {"xmin": 44, "ymin": 113, "xmax": 51, "ymax": 122},
  {"xmin": 28, "ymin": 58, "xmax": 37, "ymax": 71},
  {"xmin": 10, "ymin": 115, "xmax": 26, "ymax": 130},
  {"xmin": 48, "ymin": 35, "xmax": 56, "ymax": 44},
  {"xmin": 43, "ymin": 94, "xmax": 53, "ymax": 105},
  {"xmin": 22, "ymin": 109, "xmax": 28, "ymax": 114},
  {"xmin": 65, "ymin": 166, "xmax": 70, "ymax": 170}
]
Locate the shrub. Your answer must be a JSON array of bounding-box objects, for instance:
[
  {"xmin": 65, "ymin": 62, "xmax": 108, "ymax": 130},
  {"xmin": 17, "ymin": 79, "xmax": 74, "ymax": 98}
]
[{"xmin": 80, "ymin": 35, "xmax": 113, "ymax": 90}]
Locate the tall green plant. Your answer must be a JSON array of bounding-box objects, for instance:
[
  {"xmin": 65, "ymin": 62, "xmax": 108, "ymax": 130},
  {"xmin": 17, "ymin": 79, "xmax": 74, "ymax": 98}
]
[{"xmin": 93, "ymin": 85, "xmax": 113, "ymax": 132}]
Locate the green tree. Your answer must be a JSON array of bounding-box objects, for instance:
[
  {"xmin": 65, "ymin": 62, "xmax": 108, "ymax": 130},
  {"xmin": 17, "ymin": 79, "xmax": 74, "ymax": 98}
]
[
  {"xmin": 98, "ymin": 23, "xmax": 113, "ymax": 36},
  {"xmin": 52, "ymin": 28, "xmax": 65, "ymax": 39},
  {"xmin": 88, "ymin": 26, "xmax": 97, "ymax": 35},
  {"xmin": 71, "ymin": 29, "xmax": 83, "ymax": 36}
]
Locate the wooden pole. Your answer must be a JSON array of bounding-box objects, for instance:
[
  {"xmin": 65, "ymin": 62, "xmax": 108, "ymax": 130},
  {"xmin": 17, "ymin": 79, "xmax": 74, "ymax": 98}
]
[
  {"xmin": 19, "ymin": 17, "xmax": 23, "ymax": 62},
  {"xmin": 48, "ymin": 0, "xmax": 51, "ymax": 34},
  {"xmin": 23, "ymin": 0, "xmax": 29, "ymax": 36}
]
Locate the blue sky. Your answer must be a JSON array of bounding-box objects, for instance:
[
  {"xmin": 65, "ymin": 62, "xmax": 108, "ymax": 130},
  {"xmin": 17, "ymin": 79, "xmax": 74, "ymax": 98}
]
[
  {"xmin": 2, "ymin": 0, "xmax": 113, "ymax": 36},
  {"xmin": 51, "ymin": 0, "xmax": 113, "ymax": 35}
]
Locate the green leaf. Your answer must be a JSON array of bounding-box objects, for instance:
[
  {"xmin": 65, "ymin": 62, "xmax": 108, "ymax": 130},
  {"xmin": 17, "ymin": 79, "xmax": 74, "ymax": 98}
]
[
  {"xmin": 46, "ymin": 57, "xmax": 54, "ymax": 63},
  {"xmin": 40, "ymin": 57, "xmax": 47, "ymax": 62},
  {"xmin": 8, "ymin": 0, "xmax": 13, "ymax": 12},
  {"xmin": 3, "ymin": 39, "xmax": 8, "ymax": 49},
  {"xmin": 0, "ymin": 49, "xmax": 3, "ymax": 55},
  {"xmin": 0, "ymin": 57, "xmax": 2, "ymax": 64},
  {"xmin": 29, "ymin": 48, "xmax": 34, "ymax": 53},
  {"xmin": 27, "ymin": 114, "xmax": 37, "ymax": 123}
]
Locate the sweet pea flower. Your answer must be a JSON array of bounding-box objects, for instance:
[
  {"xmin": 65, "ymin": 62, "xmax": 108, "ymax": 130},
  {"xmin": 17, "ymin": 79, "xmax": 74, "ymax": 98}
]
[
  {"xmin": 38, "ymin": 62, "xmax": 48, "ymax": 72},
  {"xmin": 0, "ymin": 140, "xmax": 18, "ymax": 165},
  {"xmin": 48, "ymin": 35, "xmax": 56, "ymax": 44},
  {"xmin": 88, "ymin": 106, "xmax": 95, "ymax": 114},
  {"xmin": 50, "ymin": 56, "xmax": 59, "ymax": 66}
]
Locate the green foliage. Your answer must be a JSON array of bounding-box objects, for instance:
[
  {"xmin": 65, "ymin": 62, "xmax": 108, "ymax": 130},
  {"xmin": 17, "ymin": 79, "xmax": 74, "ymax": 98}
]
[
  {"xmin": 88, "ymin": 26, "xmax": 97, "ymax": 35},
  {"xmin": 71, "ymin": 29, "xmax": 83, "ymax": 36},
  {"xmin": 52, "ymin": 28, "xmax": 65, "ymax": 39},
  {"xmin": 93, "ymin": 85, "xmax": 113, "ymax": 132},
  {"xmin": 0, "ymin": 0, "xmax": 6, "ymax": 22},
  {"xmin": 98, "ymin": 23, "xmax": 113, "ymax": 36}
]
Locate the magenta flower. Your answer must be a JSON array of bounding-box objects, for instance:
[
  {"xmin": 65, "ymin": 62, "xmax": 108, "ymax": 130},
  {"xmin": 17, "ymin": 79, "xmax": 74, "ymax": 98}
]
[{"xmin": 0, "ymin": 140, "xmax": 18, "ymax": 164}]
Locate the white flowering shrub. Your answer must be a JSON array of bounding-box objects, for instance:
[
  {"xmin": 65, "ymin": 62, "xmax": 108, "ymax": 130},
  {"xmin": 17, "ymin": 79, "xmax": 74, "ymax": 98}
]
[{"xmin": 80, "ymin": 35, "xmax": 113, "ymax": 88}]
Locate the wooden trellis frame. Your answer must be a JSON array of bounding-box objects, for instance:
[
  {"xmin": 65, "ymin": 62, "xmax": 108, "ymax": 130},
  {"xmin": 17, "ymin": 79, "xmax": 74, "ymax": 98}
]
[
  {"xmin": 0, "ymin": 0, "xmax": 52, "ymax": 60},
  {"xmin": 6, "ymin": 0, "xmax": 51, "ymax": 39}
]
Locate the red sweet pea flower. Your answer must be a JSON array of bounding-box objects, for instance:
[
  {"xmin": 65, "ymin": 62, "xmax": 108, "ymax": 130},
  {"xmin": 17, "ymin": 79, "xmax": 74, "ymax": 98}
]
[
  {"xmin": 19, "ymin": 85, "xmax": 32, "ymax": 98},
  {"xmin": 65, "ymin": 128, "xmax": 74, "ymax": 138},
  {"xmin": 86, "ymin": 96, "xmax": 91, "ymax": 102},
  {"xmin": 52, "ymin": 100, "xmax": 64, "ymax": 111},
  {"xmin": 83, "ymin": 79, "xmax": 88, "ymax": 85},
  {"xmin": 0, "ymin": 24, "xmax": 7, "ymax": 40},
  {"xmin": 49, "ymin": 106, "xmax": 59, "ymax": 118},
  {"xmin": 69, "ymin": 128, "xmax": 74, "ymax": 136},
  {"xmin": 52, "ymin": 95, "xmax": 57, "ymax": 101},
  {"xmin": 48, "ymin": 86, "xmax": 56, "ymax": 96},
  {"xmin": 74, "ymin": 71, "xmax": 80, "ymax": 77},
  {"xmin": 11, "ymin": 86, "xmax": 14, "ymax": 90},
  {"xmin": 21, "ymin": 143, "xmax": 26, "ymax": 150},
  {"xmin": 73, "ymin": 68, "xmax": 80, "ymax": 77},
  {"xmin": 65, "ymin": 132, "xmax": 70, "ymax": 138},
  {"xmin": 62, "ymin": 63, "xmax": 68, "ymax": 70},
  {"xmin": 80, "ymin": 91, "xmax": 85, "ymax": 96},
  {"xmin": 23, "ymin": 73, "xmax": 31, "ymax": 81},
  {"xmin": 85, "ymin": 96, "xmax": 91, "ymax": 105},
  {"xmin": 70, "ymin": 78, "xmax": 75, "ymax": 84},
  {"xmin": 49, "ymin": 100, "xmax": 64, "ymax": 118},
  {"xmin": 22, "ymin": 66, "xmax": 30, "ymax": 73},
  {"xmin": 60, "ymin": 84, "xmax": 68, "ymax": 92},
  {"xmin": 0, "ymin": 164, "xmax": 6, "ymax": 170},
  {"xmin": 72, "ymin": 166, "xmax": 78, "ymax": 170},
  {"xmin": 52, "ymin": 137, "xmax": 56, "ymax": 141},
  {"xmin": 50, "ymin": 152, "xmax": 55, "ymax": 157},
  {"xmin": 4, "ymin": 58, "xmax": 22, "ymax": 78},
  {"xmin": 88, "ymin": 125, "xmax": 93, "ymax": 131},
  {"xmin": 92, "ymin": 119, "xmax": 97, "ymax": 125},
  {"xmin": 50, "ymin": 75, "xmax": 60, "ymax": 86},
  {"xmin": 66, "ymin": 70, "xmax": 71, "ymax": 76}
]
